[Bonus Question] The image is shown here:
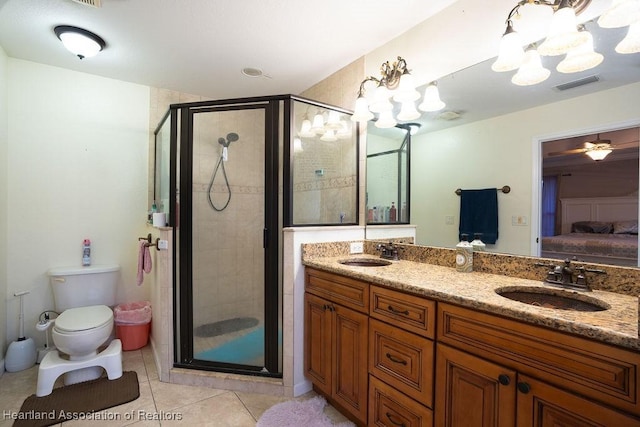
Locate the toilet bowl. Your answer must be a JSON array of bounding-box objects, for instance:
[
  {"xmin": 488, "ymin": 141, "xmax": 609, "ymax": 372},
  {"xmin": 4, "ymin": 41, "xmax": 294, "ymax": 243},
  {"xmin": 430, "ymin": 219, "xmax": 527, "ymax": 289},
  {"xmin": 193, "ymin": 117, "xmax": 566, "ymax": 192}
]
[
  {"xmin": 36, "ymin": 264, "xmax": 123, "ymax": 397},
  {"xmin": 51, "ymin": 305, "xmax": 114, "ymax": 359}
]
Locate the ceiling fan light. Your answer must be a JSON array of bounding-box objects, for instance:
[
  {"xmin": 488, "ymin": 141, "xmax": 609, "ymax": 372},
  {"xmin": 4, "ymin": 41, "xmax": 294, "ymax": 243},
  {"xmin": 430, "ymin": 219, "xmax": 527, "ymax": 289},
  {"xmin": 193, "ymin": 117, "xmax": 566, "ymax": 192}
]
[
  {"xmin": 374, "ymin": 110, "xmax": 397, "ymax": 129},
  {"xmin": 615, "ymin": 21, "xmax": 640, "ymax": 54},
  {"xmin": 492, "ymin": 24, "xmax": 525, "ymax": 72},
  {"xmin": 598, "ymin": 0, "xmax": 640, "ymax": 28},
  {"xmin": 585, "ymin": 147, "xmax": 612, "ymax": 161},
  {"xmin": 351, "ymin": 96, "xmax": 374, "ymax": 122},
  {"xmin": 557, "ymin": 32, "xmax": 604, "ymax": 73},
  {"xmin": 54, "ymin": 25, "xmax": 105, "ymax": 59},
  {"xmin": 538, "ymin": 6, "xmax": 589, "ymax": 56},
  {"xmin": 511, "ymin": 49, "xmax": 550, "ymax": 86}
]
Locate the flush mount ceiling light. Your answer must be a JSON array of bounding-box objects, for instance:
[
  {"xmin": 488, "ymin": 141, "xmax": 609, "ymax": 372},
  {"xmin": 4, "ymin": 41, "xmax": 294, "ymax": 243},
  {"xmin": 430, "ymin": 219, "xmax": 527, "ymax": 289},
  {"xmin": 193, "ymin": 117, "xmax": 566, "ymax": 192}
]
[
  {"xmin": 492, "ymin": 0, "xmax": 639, "ymax": 86},
  {"xmin": 54, "ymin": 25, "xmax": 105, "ymax": 59},
  {"xmin": 351, "ymin": 56, "xmax": 445, "ymax": 129}
]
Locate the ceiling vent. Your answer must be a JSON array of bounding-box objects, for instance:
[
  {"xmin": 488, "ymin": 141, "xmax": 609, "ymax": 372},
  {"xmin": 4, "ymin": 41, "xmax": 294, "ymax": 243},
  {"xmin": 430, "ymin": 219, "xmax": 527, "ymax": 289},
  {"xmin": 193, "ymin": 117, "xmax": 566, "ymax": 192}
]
[
  {"xmin": 70, "ymin": 0, "xmax": 101, "ymax": 7},
  {"xmin": 554, "ymin": 75, "xmax": 600, "ymax": 91}
]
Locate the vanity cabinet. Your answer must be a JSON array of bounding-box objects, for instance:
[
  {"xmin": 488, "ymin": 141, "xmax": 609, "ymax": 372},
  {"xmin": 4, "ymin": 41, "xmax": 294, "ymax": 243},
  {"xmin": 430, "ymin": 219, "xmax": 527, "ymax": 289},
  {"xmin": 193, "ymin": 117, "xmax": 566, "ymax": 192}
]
[
  {"xmin": 368, "ymin": 285, "xmax": 436, "ymax": 426},
  {"xmin": 304, "ymin": 268, "xmax": 369, "ymax": 425},
  {"xmin": 436, "ymin": 302, "xmax": 640, "ymax": 425},
  {"xmin": 303, "ymin": 265, "xmax": 640, "ymax": 426}
]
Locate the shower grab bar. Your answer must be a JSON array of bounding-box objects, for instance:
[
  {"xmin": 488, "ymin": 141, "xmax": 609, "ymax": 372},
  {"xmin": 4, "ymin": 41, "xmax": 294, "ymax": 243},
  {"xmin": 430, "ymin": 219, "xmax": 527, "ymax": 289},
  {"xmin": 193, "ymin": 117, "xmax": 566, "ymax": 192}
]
[{"xmin": 138, "ymin": 233, "xmax": 160, "ymax": 251}]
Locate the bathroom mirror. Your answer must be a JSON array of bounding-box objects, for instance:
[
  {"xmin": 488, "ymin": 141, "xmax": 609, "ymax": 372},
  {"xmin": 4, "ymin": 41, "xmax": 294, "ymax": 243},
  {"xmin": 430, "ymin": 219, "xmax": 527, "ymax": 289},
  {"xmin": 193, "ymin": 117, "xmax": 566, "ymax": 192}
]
[
  {"xmin": 366, "ymin": 123, "xmax": 411, "ymax": 224},
  {"xmin": 365, "ymin": 21, "xmax": 640, "ymax": 268}
]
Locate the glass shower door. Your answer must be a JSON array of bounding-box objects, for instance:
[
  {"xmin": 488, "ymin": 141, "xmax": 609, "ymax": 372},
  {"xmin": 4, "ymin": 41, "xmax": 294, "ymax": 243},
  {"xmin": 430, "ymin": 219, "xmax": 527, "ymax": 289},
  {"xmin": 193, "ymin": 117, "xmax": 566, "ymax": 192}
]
[{"xmin": 189, "ymin": 106, "xmax": 267, "ymax": 369}]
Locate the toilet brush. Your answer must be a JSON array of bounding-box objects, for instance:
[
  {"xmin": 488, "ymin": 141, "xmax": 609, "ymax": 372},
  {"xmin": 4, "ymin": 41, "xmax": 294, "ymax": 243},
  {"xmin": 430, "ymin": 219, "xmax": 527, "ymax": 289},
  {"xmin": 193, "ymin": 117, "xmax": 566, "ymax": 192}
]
[{"xmin": 5, "ymin": 291, "xmax": 37, "ymax": 372}]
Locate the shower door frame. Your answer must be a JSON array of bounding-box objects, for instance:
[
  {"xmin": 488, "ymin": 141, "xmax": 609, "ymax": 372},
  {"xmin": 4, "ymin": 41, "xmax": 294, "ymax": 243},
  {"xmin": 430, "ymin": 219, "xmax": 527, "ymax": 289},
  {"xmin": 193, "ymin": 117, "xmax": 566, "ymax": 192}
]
[{"xmin": 172, "ymin": 97, "xmax": 281, "ymax": 377}]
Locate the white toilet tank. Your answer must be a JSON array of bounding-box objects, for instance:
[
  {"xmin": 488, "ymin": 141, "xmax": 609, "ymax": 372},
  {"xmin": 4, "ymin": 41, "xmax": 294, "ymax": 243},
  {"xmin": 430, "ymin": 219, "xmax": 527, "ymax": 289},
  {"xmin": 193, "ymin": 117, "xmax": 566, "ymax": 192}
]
[{"xmin": 48, "ymin": 264, "xmax": 120, "ymax": 311}]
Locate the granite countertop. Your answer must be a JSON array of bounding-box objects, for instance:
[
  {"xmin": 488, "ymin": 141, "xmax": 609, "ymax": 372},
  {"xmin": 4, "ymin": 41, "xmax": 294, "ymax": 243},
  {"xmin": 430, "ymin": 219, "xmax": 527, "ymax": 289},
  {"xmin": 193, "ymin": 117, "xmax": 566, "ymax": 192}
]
[{"xmin": 302, "ymin": 254, "xmax": 640, "ymax": 351}]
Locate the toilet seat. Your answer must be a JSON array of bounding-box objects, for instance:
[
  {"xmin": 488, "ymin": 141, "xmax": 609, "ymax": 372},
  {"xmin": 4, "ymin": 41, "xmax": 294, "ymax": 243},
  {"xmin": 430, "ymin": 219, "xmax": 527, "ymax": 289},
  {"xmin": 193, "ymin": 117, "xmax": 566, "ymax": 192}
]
[{"xmin": 55, "ymin": 305, "xmax": 113, "ymax": 333}]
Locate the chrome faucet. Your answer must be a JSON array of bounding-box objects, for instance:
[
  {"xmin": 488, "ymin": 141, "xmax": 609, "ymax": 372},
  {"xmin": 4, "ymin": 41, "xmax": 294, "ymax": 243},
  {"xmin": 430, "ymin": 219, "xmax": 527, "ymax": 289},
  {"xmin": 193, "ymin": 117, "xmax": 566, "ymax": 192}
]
[
  {"xmin": 377, "ymin": 242, "xmax": 400, "ymax": 260},
  {"xmin": 535, "ymin": 259, "xmax": 606, "ymax": 292}
]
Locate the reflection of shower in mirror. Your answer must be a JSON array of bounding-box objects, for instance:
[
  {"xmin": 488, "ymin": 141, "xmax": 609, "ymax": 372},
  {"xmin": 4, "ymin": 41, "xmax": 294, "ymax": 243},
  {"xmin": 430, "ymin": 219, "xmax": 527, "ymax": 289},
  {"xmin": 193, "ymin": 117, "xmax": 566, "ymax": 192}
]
[{"xmin": 208, "ymin": 132, "xmax": 239, "ymax": 211}]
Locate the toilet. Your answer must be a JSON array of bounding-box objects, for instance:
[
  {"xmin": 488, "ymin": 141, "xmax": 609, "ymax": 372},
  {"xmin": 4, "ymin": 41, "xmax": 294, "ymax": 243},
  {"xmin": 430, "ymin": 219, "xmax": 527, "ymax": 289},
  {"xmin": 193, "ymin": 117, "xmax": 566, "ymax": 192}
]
[{"xmin": 36, "ymin": 264, "xmax": 123, "ymax": 397}]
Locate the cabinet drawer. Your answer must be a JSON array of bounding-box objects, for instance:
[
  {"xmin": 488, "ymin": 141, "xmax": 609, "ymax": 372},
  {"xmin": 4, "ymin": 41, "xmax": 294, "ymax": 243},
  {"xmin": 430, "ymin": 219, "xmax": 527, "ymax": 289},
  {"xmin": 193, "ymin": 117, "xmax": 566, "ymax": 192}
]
[
  {"xmin": 370, "ymin": 318, "xmax": 434, "ymax": 407},
  {"xmin": 370, "ymin": 286, "xmax": 436, "ymax": 338},
  {"xmin": 369, "ymin": 375, "xmax": 433, "ymax": 427},
  {"xmin": 438, "ymin": 302, "xmax": 640, "ymax": 416},
  {"xmin": 305, "ymin": 268, "xmax": 369, "ymax": 313}
]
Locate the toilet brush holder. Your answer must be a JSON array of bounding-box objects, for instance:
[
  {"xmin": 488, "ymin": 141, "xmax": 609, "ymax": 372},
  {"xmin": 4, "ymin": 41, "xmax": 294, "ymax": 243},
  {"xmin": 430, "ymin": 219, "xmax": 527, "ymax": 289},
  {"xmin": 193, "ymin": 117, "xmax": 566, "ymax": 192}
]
[{"xmin": 5, "ymin": 291, "xmax": 37, "ymax": 372}]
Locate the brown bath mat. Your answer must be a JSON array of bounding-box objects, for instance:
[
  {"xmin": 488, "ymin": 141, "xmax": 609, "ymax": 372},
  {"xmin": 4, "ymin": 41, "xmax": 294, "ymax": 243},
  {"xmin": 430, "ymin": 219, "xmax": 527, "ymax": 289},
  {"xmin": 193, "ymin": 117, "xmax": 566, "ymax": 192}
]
[{"xmin": 13, "ymin": 371, "xmax": 139, "ymax": 427}]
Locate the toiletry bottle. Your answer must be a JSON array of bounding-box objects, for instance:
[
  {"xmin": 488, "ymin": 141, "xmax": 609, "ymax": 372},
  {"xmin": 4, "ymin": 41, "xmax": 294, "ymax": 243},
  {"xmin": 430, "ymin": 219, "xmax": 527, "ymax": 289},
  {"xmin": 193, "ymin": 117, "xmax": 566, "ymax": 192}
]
[
  {"xmin": 470, "ymin": 233, "xmax": 486, "ymax": 252},
  {"xmin": 82, "ymin": 239, "xmax": 91, "ymax": 266},
  {"xmin": 390, "ymin": 202, "xmax": 397, "ymax": 222},
  {"xmin": 455, "ymin": 234, "xmax": 473, "ymax": 272},
  {"xmin": 401, "ymin": 202, "xmax": 407, "ymax": 222},
  {"xmin": 373, "ymin": 206, "xmax": 378, "ymax": 223}
]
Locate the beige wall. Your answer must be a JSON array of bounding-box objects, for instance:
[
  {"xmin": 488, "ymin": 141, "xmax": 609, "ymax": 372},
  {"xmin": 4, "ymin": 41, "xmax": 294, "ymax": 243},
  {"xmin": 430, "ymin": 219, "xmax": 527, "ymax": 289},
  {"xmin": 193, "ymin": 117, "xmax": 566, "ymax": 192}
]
[{"xmin": 5, "ymin": 59, "xmax": 150, "ymax": 349}]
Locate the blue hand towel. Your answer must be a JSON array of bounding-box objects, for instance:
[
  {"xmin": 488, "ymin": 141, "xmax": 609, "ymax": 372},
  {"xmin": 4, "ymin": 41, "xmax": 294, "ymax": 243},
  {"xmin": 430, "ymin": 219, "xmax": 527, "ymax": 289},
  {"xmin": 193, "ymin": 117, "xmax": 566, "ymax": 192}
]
[{"xmin": 459, "ymin": 188, "xmax": 499, "ymax": 244}]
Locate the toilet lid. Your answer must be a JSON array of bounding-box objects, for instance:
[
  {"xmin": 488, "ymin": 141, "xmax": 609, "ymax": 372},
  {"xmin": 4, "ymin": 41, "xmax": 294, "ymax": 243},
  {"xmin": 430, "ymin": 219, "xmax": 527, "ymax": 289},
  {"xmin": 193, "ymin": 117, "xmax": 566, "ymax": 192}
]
[{"xmin": 55, "ymin": 305, "xmax": 113, "ymax": 332}]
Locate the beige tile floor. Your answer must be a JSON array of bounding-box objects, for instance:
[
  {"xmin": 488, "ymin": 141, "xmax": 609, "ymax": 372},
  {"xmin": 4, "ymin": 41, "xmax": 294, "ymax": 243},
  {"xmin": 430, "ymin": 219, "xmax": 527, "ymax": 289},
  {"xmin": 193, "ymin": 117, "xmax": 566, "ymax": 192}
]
[{"xmin": 0, "ymin": 345, "xmax": 351, "ymax": 426}]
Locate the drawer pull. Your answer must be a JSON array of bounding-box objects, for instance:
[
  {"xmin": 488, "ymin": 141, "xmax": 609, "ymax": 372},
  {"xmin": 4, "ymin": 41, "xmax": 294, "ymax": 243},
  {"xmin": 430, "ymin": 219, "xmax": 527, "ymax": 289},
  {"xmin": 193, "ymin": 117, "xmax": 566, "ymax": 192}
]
[
  {"xmin": 498, "ymin": 374, "xmax": 511, "ymax": 386},
  {"xmin": 385, "ymin": 412, "xmax": 406, "ymax": 427},
  {"xmin": 517, "ymin": 382, "xmax": 531, "ymax": 394},
  {"xmin": 387, "ymin": 305, "xmax": 409, "ymax": 316},
  {"xmin": 385, "ymin": 353, "xmax": 408, "ymax": 365}
]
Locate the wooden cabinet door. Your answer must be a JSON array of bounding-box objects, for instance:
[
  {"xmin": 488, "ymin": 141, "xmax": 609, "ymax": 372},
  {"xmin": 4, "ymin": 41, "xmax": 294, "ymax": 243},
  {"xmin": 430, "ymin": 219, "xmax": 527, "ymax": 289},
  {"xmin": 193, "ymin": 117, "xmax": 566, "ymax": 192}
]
[
  {"xmin": 435, "ymin": 344, "xmax": 516, "ymax": 427},
  {"xmin": 304, "ymin": 292, "xmax": 332, "ymax": 396},
  {"xmin": 516, "ymin": 374, "xmax": 640, "ymax": 426},
  {"xmin": 333, "ymin": 303, "xmax": 369, "ymax": 424}
]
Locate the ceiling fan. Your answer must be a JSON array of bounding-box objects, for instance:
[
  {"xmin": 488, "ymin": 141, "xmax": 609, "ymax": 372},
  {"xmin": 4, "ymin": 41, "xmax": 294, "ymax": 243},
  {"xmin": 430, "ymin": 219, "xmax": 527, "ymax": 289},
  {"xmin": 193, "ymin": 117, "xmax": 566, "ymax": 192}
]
[{"xmin": 548, "ymin": 134, "xmax": 638, "ymax": 161}]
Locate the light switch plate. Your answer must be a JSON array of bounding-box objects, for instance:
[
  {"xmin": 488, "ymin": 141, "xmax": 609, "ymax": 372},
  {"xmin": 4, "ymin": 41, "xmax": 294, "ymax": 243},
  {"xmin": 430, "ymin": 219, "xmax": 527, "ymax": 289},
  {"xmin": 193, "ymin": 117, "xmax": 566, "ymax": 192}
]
[{"xmin": 512, "ymin": 215, "xmax": 528, "ymax": 226}]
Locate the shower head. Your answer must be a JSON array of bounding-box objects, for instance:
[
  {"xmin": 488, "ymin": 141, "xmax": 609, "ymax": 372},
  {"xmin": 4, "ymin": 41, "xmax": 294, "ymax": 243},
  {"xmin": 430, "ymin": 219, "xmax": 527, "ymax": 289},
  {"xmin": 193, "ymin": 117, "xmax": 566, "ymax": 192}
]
[{"xmin": 217, "ymin": 133, "xmax": 239, "ymax": 147}]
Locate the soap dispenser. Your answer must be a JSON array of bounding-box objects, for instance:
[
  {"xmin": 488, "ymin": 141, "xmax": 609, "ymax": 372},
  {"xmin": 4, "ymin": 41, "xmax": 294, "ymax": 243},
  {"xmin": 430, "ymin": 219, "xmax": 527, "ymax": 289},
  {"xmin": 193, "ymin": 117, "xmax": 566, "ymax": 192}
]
[{"xmin": 455, "ymin": 234, "xmax": 473, "ymax": 273}]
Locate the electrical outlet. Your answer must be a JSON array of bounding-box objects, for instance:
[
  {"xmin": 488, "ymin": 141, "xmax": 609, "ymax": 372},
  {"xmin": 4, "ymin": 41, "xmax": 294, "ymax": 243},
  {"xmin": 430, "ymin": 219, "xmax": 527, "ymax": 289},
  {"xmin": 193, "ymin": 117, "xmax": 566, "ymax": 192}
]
[
  {"xmin": 350, "ymin": 242, "xmax": 364, "ymax": 254},
  {"xmin": 511, "ymin": 215, "xmax": 528, "ymax": 226},
  {"xmin": 445, "ymin": 215, "xmax": 454, "ymax": 225}
]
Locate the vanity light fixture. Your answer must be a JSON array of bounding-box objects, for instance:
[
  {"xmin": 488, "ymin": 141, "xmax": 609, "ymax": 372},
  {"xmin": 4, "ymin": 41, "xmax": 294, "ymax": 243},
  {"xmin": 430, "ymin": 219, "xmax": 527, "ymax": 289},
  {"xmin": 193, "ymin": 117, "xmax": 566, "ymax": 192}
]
[
  {"xmin": 54, "ymin": 25, "xmax": 105, "ymax": 59},
  {"xmin": 298, "ymin": 109, "xmax": 352, "ymax": 142},
  {"xmin": 351, "ymin": 56, "xmax": 445, "ymax": 128},
  {"xmin": 493, "ymin": 0, "xmax": 639, "ymax": 86}
]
